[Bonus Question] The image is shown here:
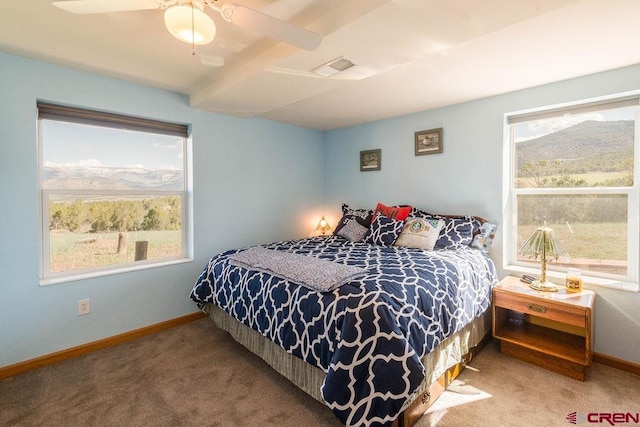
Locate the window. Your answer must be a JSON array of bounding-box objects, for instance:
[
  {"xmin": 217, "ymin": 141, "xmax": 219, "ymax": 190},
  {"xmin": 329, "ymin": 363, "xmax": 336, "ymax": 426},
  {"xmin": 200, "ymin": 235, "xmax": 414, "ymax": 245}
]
[
  {"xmin": 38, "ymin": 103, "xmax": 191, "ymax": 284},
  {"xmin": 505, "ymin": 94, "xmax": 639, "ymax": 289}
]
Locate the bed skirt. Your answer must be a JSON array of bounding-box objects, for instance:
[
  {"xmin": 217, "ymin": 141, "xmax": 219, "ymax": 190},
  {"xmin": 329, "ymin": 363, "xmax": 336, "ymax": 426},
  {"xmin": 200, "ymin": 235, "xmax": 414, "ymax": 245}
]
[{"xmin": 203, "ymin": 303, "xmax": 490, "ymax": 413}]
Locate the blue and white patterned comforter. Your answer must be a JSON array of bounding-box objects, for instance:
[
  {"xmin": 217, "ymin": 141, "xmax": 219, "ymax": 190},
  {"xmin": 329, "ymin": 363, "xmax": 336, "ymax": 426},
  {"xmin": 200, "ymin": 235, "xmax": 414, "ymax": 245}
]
[{"xmin": 190, "ymin": 236, "xmax": 497, "ymax": 426}]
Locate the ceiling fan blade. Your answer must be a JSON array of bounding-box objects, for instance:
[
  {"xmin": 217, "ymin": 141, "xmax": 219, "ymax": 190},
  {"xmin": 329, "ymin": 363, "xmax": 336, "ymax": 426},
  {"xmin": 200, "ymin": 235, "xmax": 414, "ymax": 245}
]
[
  {"xmin": 217, "ymin": 3, "xmax": 322, "ymax": 51},
  {"xmin": 52, "ymin": 0, "xmax": 166, "ymax": 14}
]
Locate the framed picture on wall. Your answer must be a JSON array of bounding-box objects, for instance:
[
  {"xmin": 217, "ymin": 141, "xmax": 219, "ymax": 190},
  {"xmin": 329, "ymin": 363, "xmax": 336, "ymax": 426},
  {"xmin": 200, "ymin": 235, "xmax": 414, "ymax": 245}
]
[
  {"xmin": 415, "ymin": 128, "xmax": 443, "ymax": 155},
  {"xmin": 360, "ymin": 149, "xmax": 381, "ymax": 171}
]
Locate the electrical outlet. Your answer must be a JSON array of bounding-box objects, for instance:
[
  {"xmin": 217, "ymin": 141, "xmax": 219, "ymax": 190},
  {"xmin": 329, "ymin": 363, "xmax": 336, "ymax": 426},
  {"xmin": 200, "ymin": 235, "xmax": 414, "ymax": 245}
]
[{"xmin": 78, "ymin": 298, "xmax": 91, "ymax": 315}]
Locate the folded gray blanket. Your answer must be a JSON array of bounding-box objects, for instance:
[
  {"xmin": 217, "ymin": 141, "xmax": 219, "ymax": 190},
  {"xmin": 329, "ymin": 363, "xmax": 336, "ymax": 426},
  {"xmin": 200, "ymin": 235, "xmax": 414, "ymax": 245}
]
[{"xmin": 228, "ymin": 247, "xmax": 366, "ymax": 292}]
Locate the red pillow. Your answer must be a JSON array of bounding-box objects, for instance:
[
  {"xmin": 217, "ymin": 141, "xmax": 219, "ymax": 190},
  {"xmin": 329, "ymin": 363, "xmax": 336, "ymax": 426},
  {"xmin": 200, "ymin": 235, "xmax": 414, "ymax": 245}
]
[{"xmin": 372, "ymin": 203, "xmax": 412, "ymax": 223}]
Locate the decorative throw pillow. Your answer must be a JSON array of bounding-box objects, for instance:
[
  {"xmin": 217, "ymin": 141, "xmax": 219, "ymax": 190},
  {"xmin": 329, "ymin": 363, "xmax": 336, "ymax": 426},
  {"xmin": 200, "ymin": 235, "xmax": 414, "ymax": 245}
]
[
  {"xmin": 471, "ymin": 216, "xmax": 484, "ymax": 236},
  {"xmin": 372, "ymin": 202, "xmax": 412, "ymax": 223},
  {"xmin": 407, "ymin": 207, "xmax": 481, "ymax": 249},
  {"xmin": 336, "ymin": 218, "xmax": 369, "ymax": 243},
  {"xmin": 435, "ymin": 215, "xmax": 475, "ymax": 249},
  {"xmin": 471, "ymin": 221, "xmax": 498, "ymax": 253},
  {"xmin": 365, "ymin": 213, "xmax": 405, "ymax": 246},
  {"xmin": 394, "ymin": 217, "xmax": 445, "ymax": 250},
  {"xmin": 333, "ymin": 203, "xmax": 374, "ymax": 236},
  {"xmin": 409, "ymin": 207, "xmax": 434, "ymax": 220}
]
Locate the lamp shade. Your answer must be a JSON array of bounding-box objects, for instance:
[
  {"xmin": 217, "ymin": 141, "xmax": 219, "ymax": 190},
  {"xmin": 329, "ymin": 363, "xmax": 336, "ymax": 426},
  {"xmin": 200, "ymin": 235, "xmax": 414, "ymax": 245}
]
[
  {"xmin": 518, "ymin": 224, "xmax": 563, "ymax": 262},
  {"xmin": 316, "ymin": 216, "xmax": 331, "ymax": 235},
  {"xmin": 164, "ymin": 5, "xmax": 216, "ymax": 45}
]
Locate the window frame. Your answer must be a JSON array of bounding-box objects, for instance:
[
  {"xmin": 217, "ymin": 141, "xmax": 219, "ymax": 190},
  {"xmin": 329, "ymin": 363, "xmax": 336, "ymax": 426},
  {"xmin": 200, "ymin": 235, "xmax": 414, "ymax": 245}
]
[
  {"xmin": 503, "ymin": 91, "xmax": 640, "ymax": 292},
  {"xmin": 37, "ymin": 102, "xmax": 192, "ymax": 285}
]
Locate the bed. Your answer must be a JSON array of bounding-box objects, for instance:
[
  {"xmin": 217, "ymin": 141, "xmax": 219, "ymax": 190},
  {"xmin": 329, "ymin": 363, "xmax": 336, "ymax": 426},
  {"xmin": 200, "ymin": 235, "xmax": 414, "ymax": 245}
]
[{"xmin": 190, "ymin": 206, "xmax": 498, "ymax": 426}]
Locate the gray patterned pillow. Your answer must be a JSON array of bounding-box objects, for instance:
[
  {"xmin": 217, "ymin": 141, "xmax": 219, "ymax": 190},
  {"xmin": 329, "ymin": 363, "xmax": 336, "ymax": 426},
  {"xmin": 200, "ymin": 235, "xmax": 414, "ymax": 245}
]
[
  {"xmin": 333, "ymin": 203, "xmax": 373, "ymax": 235},
  {"xmin": 337, "ymin": 218, "xmax": 369, "ymax": 243}
]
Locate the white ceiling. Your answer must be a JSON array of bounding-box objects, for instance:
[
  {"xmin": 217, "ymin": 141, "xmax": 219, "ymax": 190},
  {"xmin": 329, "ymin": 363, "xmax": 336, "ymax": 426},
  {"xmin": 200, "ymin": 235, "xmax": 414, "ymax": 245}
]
[{"xmin": 1, "ymin": 0, "xmax": 640, "ymax": 130}]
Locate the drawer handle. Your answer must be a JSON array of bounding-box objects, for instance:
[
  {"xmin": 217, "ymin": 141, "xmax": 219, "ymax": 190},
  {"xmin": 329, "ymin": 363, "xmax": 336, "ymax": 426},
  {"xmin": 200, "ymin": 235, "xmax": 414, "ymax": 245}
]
[{"xmin": 527, "ymin": 303, "xmax": 547, "ymax": 313}]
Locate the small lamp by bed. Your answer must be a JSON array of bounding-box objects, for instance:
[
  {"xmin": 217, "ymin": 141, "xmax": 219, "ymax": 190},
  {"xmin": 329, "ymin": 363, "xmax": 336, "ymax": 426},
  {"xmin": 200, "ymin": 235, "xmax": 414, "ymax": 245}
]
[
  {"xmin": 316, "ymin": 216, "xmax": 332, "ymax": 235},
  {"xmin": 518, "ymin": 222, "xmax": 564, "ymax": 292}
]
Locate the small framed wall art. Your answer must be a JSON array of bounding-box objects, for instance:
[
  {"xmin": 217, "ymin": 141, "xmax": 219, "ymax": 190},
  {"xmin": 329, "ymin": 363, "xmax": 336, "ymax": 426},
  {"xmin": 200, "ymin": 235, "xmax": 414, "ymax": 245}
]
[
  {"xmin": 360, "ymin": 149, "xmax": 381, "ymax": 171},
  {"xmin": 415, "ymin": 127, "xmax": 443, "ymax": 156}
]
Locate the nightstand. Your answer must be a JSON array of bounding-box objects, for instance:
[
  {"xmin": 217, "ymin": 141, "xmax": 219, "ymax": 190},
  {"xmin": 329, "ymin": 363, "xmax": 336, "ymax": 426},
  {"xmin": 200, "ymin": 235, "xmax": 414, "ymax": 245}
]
[{"xmin": 492, "ymin": 275, "xmax": 595, "ymax": 380}]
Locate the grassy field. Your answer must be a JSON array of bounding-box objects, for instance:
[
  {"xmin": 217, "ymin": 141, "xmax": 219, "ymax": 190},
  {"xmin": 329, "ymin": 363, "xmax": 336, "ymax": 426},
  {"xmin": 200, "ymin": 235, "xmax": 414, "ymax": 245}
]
[
  {"xmin": 518, "ymin": 222, "xmax": 626, "ymax": 259},
  {"xmin": 49, "ymin": 230, "xmax": 181, "ymax": 273},
  {"xmin": 517, "ymin": 222, "xmax": 627, "ymax": 275}
]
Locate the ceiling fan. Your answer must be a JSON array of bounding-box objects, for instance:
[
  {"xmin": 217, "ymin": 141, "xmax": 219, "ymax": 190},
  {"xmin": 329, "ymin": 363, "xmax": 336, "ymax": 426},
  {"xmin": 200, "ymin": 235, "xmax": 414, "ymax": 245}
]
[{"xmin": 52, "ymin": 0, "xmax": 323, "ymax": 53}]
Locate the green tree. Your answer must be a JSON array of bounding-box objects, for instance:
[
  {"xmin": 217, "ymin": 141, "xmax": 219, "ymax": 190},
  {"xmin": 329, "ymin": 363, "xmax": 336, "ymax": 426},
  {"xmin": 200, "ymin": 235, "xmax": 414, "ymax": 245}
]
[
  {"xmin": 90, "ymin": 202, "xmax": 112, "ymax": 232},
  {"xmin": 142, "ymin": 208, "xmax": 162, "ymax": 230},
  {"xmin": 50, "ymin": 206, "xmax": 64, "ymax": 230},
  {"xmin": 110, "ymin": 201, "xmax": 145, "ymax": 232},
  {"xmin": 518, "ymin": 160, "xmax": 560, "ymax": 187}
]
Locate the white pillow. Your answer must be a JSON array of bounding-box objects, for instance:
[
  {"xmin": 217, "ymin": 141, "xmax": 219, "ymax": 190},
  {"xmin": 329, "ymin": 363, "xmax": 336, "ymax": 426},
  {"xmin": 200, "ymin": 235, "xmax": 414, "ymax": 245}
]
[{"xmin": 394, "ymin": 217, "xmax": 445, "ymax": 250}]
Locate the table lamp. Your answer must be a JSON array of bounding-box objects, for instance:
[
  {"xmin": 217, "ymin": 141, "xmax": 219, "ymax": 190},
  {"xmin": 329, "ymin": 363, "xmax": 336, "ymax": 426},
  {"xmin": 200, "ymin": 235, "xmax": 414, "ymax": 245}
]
[
  {"xmin": 518, "ymin": 222, "xmax": 564, "ymax": 292},
  {"xmin": 316, "ymin": 216, "xmax": 332, "ymax": 235}
]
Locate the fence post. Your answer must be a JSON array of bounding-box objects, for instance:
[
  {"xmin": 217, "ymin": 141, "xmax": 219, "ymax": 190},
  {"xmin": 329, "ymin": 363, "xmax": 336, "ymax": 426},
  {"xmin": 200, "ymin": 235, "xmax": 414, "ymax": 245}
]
[
  {"xmin": 117, "ymin": 232, "xmax": 128, "ymax": 254},
  {"xmin": 135, "ymin": 241, "xmax": 148, "ymax": 261}
]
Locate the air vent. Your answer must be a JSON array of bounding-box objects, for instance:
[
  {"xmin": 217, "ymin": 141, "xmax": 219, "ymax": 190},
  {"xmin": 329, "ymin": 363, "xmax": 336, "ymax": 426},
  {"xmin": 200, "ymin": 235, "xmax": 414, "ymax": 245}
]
[{"xmin": 311, "ymin": 57, "xmax": 357, "ymax": 77}]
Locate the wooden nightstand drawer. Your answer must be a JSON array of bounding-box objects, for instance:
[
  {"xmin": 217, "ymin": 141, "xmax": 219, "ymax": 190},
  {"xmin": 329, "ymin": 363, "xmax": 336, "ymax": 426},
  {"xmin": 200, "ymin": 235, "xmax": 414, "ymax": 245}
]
[{"xmin": 493, "ymin": 291, "xmax": 587, "ymax": 328}]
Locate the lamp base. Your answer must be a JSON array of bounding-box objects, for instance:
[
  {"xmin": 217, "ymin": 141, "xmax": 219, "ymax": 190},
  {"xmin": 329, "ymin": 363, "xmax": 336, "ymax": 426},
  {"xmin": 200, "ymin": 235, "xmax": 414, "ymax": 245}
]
[{"xmin": 529, "ymin": 280, "xmax": 558, "ymax": 292}]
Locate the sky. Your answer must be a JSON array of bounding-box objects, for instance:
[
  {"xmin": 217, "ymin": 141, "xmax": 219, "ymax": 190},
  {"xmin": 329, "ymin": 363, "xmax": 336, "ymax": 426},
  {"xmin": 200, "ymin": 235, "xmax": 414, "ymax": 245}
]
[
  {"xmin": 41, "ymin": 120, "xmax": 184, "ymax": 171},
  {"xmin": 513, "ymin": 106, "xmax": 636, "ymax": 143}
]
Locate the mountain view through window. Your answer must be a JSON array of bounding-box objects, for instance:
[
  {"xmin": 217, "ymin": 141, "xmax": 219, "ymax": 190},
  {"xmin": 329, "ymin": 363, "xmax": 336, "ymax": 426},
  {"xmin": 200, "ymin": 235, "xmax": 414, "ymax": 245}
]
[
  {"xmin": 512, "ymin": 104, "xmax": 636, "ymax": 277},
  {"xmin": 39, "ymin": 105, "xmax": 189, "ymax": 282}
]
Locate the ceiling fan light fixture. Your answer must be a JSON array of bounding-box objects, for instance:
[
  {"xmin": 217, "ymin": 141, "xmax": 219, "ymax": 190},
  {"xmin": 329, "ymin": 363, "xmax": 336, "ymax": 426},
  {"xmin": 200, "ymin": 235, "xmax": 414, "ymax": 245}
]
[{"xmin": 164, "ymin": 4, "xmax": 216, "ymax": 45}]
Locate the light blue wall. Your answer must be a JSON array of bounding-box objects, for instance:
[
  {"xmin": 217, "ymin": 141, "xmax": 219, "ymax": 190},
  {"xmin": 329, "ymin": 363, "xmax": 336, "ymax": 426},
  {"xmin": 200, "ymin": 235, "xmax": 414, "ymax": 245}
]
[
  {"xmin": 324, "ymin": 64, "xmax": 640, "ymax": 364},
  {"xmin": 2, "ymin": 49, "xmax": 639, "ymax": 368},
  {"xmin": 0, "ymin": 52, "xmax": 324, "ymax": 368}
]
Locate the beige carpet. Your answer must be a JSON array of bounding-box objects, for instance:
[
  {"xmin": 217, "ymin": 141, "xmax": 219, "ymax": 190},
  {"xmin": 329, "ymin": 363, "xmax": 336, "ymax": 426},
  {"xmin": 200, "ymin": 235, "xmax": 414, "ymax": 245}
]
[
  {"xmin": 420, "ymin": 340, "xmax": 640, "ymax": 426},
  {"xmin": 2, "ymin": 318, "xmax": 639, "ymax": 426}
]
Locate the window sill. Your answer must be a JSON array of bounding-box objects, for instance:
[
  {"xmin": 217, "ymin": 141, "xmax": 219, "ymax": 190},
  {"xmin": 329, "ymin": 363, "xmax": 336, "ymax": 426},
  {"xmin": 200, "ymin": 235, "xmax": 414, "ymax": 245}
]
[
  {"xmin": 40, "ymin": 257, "xmax": 193, "ymax": 286},
  {"xmin": 503, "ymin": 264, "xmax": 639, "ymax": 293}
]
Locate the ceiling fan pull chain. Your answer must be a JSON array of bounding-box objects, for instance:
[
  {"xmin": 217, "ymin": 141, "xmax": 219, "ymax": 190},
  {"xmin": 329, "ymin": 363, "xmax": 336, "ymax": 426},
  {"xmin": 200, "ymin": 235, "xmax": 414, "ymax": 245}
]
[{"xmin": 191, "ymin": 1, "xmax": 196, "ymax": 55}]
